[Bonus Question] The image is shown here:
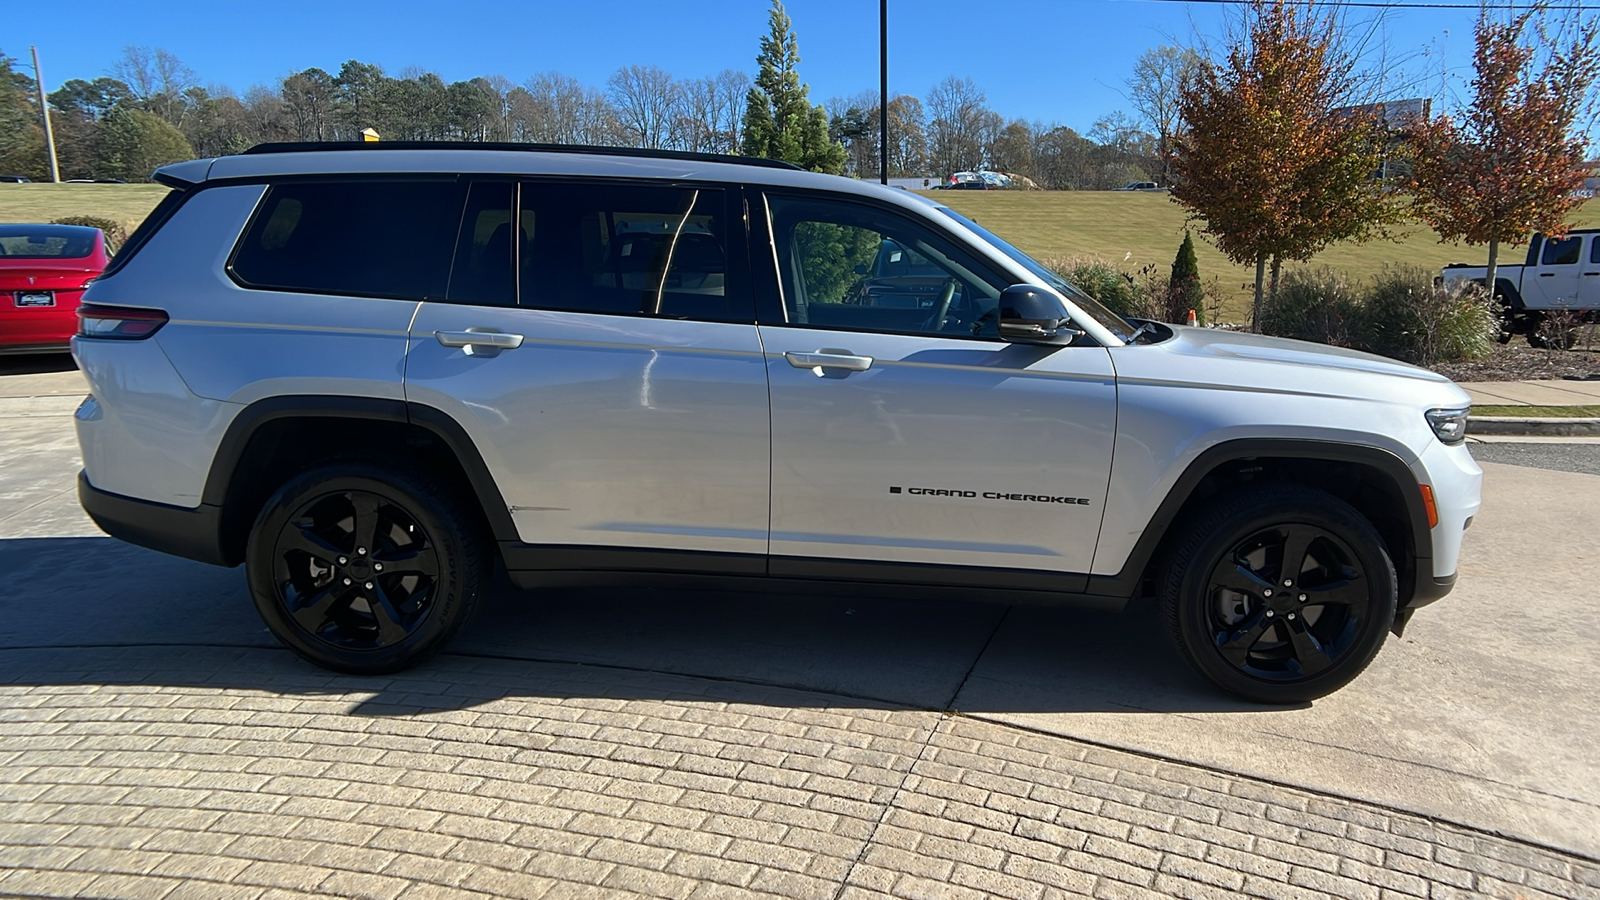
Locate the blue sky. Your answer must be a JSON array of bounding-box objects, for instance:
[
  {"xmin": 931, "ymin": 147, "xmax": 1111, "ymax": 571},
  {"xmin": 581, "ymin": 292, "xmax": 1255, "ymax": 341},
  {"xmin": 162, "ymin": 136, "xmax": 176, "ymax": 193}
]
[{"xmin": 12, "ymin": 0, "xmax": 1487, "ymax": 133}]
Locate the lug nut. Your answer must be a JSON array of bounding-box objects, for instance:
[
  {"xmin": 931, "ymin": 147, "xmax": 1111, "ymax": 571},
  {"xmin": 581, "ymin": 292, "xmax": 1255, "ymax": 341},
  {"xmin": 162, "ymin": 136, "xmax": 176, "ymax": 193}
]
[
  {"xmin": 364, "ymin": 582, "xmax": 374, "ymax": 590},
  {"xmin": 1266, "ymin": 610, "xmax": 1275, "ymax": 618},
  {"xmin": 1264, "ymin": 589, "xmax": 1273, "ymax": 597},
  {"xmin": 357, "ymin": 547, "xmax": 367, "ymax": 556},
  {"xmin": 343, "ymin": 577, "xmax": 352, "ymax": 585},
  {"xmin": 1298, "ymin": 593, "xmax": 1307, "ymax": 602},
  {"xmin": 338, "ymin": 556, "xmax": 347, "ymax": 565},
  {"xmin": 1287, "ymin": 612, "xmax": 1297, "ymax": 620},
  {"xmin": 1283, "ymin": 579, "xmax": 1293, "ymax": 587},
  {"xmin": 374, "ymin": 563, "xmax": 383, "ymax": 572}
]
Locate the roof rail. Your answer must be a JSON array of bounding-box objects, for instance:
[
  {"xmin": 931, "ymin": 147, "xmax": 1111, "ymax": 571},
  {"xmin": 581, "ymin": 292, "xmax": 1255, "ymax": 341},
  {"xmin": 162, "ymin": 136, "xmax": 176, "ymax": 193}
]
[{"xmin": 240, "ymin": 141, "xmax": 805, "ymax": 171}]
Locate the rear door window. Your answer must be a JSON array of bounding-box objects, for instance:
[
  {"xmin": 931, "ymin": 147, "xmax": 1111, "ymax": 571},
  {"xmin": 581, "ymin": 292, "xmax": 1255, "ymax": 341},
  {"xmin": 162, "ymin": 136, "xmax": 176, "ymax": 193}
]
[
  {"xmin": 231, "ymin": 179, "xmax": 465, "ymax": 300},
  {"xmin": 518, "ymin": 182, "xmax": 747, "ymax": 322}
]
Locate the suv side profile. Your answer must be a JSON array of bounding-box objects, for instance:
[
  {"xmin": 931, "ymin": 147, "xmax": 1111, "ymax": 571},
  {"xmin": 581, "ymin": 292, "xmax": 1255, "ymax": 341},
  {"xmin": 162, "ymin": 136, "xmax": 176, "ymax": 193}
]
[{"xmin": 73, "ymin": 143, "xmax": 1481, "ymax": 703}]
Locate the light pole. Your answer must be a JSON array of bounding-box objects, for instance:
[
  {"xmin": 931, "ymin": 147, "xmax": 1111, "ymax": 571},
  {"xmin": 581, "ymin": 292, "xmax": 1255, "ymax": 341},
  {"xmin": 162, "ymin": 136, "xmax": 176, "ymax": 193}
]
[
  {"xmin": 879, "ymin": 0, "xmax": 888, "ymax": 185},
  {"xmin": 30, "ymin": 47, "xmax": 60, "ymax": 184}
]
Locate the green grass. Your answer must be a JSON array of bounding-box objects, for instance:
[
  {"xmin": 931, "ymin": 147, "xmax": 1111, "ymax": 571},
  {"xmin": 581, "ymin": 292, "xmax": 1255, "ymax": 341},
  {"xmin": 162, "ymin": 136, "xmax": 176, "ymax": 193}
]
[
  {"xmin": 939, "ymin": 191, "xmax": 1600, "ymax": 322},
  {"xmin": 0, "ymin": 183, "xmax": 171, "ymax": 235},
  {"xmin": 1471, "ymin": 404, "xmax": 1600, "ymax": 418},
  {"xmin": 5, "ymin": 182, "xmax": 1597, "ymax": 325}
]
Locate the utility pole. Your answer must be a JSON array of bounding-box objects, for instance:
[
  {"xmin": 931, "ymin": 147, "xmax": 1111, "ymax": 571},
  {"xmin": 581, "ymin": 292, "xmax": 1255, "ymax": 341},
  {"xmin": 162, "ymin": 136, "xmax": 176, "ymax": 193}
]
[
  {"xmin": 30, "ymin": 47, "xmax": 60, "ymax": 184},
  {"xmin": 879, "ymin": 0, "xmax": 888, "ymax": 185}
]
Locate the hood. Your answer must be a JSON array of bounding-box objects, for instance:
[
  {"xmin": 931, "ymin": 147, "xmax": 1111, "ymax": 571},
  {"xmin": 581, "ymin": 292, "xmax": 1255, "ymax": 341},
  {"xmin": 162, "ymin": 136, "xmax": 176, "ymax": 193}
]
[{"xmin": 1110, "ymin": 326, "xmax": 1471, "ymax": 406}]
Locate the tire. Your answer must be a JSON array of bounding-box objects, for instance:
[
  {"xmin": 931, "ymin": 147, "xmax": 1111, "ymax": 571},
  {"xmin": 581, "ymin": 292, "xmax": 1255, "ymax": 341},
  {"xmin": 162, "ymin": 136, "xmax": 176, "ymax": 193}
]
[
  {"xmin": 245, "ymin": 460, "xmax": 490, "ymax": 674},
  {"xmin": 1160, "ymin": 484, "xmax": 1397, "ymax": 704}
]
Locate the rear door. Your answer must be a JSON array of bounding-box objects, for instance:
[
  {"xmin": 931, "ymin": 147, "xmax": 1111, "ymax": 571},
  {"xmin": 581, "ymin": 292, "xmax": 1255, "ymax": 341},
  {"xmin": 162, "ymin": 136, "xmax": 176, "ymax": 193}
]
[
  {"xmin": 754, "ymin": 191, "xmax": 1117, "ymax": 585},
  {"xmin": 404, "ymin": 179, "xmax": 770, "ymax": 571}
]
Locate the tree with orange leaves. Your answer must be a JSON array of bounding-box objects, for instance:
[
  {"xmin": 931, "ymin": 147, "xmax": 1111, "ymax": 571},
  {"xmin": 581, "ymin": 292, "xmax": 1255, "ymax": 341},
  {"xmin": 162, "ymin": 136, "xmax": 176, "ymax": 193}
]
[
  {"xmin": 1170, "ymin": 0, "xmax": 1396, "ymax": 330},
  {"xmin": 1410, "ymin": 10, "xmax": 1600, "ymax": 295}
]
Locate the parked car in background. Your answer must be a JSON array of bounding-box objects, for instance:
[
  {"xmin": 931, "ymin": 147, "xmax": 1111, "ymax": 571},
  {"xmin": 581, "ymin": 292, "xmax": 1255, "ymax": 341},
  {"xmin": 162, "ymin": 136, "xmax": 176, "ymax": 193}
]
[
  {"xmin": 0, "ymin": 224, "xmax": 113, "ymax": 354},
  {"xmin": 0, "ymin": 175, "xmax": 33, "ymax": 183},
  {"xmin": 1441, "ymin": 230, "xmax": 1600, "ymax": 347},
  {"xmin": 1112, "ymin": 182, "xmax": 1161, "ymax": 191}
]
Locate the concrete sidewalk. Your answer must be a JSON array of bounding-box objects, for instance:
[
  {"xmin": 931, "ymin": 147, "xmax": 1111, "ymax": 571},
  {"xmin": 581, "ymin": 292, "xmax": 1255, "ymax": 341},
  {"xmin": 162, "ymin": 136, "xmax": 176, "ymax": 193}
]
[{"xmin": 1458, "ymin": 379, "xmax": 1600, "ymax": 407}]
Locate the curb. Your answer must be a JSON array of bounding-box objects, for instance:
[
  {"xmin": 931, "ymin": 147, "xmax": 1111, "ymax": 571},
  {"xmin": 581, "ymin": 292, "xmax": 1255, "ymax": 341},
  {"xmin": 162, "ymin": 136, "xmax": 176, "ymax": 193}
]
[{"xmin": 1467, "ymin": 416, "xmax": 1600, "ymax": 436}]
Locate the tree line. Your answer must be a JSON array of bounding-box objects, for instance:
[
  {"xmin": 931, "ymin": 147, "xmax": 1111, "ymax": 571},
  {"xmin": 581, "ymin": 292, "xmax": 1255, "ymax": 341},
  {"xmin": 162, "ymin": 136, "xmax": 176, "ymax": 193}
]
[{"xmin": 0, "ymin": 0, "xmax": 1162, "ymax": 189}]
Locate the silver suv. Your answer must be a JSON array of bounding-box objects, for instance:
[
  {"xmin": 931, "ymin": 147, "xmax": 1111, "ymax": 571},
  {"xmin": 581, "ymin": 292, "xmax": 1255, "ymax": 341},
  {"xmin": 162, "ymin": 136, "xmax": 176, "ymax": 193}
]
[{"xmin": 72, "ymin": 143, "xmax": 1481, "ymax": 703}]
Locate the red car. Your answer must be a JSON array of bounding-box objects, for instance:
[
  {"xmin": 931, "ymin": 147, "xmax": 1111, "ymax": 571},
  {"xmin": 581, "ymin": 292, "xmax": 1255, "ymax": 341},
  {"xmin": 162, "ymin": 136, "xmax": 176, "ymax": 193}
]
[{"xmin": 0, "ymin": 224, "xmax": 113, "ymax": 354}]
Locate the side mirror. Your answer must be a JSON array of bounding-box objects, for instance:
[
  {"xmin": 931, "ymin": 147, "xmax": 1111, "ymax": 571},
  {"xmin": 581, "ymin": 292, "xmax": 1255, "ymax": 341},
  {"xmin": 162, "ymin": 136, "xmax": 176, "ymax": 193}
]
[
  {"xmin": 853, "ymin": 264, "xmax": 869, "ymax": 276},
  {"xmin": 998, "ymin": 285, "xmax": 1084, "ymax": 345}
]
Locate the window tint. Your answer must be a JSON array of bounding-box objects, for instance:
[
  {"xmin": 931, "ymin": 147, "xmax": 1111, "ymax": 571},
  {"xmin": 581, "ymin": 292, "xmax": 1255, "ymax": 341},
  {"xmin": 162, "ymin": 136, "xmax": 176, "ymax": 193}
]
[
  {"xmin": 1589, "ymin": 237, "xmax": 1600, "ymax": 265},
  {"xmin": 447, "ymin": 182, "xmax": 515, "ymax": 307},
  {"xmin": 765, "ymin": 194, "xmax": 1005, "ymax": 338},
  {"xmin": 232, "ymin": 180, "xmax": 464, "ymax": 300},
  {"xmin": 0, "ymin": 224, "xmax": 97, "ymax": 259},
  {"xmin": 1543, "ymin": 235, "xmax": 1582, "ymax": 266},
  {"xmin": 519, "ymin": 182, "xmax": 741, "ymax": 321}
]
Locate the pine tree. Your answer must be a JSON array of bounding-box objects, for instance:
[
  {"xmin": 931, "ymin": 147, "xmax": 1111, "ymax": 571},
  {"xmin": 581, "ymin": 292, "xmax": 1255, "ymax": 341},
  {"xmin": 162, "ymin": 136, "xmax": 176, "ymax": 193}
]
[
  {"xmin": 1168, "ymin": 231, "xmax": 1206, "ymax": 325},
  {"xmin": 740, "ymin": 0, "xmax": 846, "ymax": 173}
]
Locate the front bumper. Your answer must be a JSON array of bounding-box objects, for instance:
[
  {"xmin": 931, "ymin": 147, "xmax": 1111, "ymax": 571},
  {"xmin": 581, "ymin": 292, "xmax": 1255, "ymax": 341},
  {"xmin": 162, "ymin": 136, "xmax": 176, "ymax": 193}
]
[{"xmin": 78, "ymin": 471, "xmax": 233, "ymax": 567}]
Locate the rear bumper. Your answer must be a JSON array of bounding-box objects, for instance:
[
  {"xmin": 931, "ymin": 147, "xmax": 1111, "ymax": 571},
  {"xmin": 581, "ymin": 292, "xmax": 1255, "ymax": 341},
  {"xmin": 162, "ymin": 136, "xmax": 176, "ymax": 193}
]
[{"xmin": 78, "ymin": 471, "xmax": 233, "ymax": 567}]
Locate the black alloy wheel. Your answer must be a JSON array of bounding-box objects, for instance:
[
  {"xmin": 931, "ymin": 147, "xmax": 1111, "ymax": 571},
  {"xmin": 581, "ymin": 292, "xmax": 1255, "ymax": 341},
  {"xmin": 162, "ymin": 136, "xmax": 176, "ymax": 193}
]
[
  {"xmin": 273, "ymin": 490, "xmax": 440, "ymax": 651},
  {"xmin": 246, "ymin": 462, "xmax": 488, "ymax": 674},
  {"xmin": 1162, "ymin": 484, "xmax": 1397, "ymax": 704}
]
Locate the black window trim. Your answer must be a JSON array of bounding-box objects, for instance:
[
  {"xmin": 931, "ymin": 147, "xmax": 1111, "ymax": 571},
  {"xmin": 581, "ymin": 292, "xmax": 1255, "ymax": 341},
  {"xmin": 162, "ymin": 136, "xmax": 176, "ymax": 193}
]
[
  {"xmin": 752, "ymin": 188, "xmax": 1016, "ymax": 343},
  {"xmin": 98, "ymin": 186, "xmax": 192, "ymax": 281},
  {"xmin": 224, "ymin": 173, "xmax": 469, "ymax": 304}
]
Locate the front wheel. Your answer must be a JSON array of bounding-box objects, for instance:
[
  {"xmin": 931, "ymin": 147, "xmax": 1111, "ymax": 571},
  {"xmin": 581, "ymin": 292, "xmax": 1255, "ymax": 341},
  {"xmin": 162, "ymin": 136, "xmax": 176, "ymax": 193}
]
[
  {"xmin": 1161, "ymin": 484, "xmax": 1397, "ymax": 704},
  {"xmin": 245, "ymin": 461, "xmax": 490, "ymax": 674}
]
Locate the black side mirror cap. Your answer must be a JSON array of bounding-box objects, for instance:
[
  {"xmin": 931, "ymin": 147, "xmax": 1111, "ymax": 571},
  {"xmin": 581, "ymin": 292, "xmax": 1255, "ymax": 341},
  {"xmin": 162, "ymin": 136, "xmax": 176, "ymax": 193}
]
[{"xmin": 998, "ymin": 285, "xmax": 1084, "ymax": 345}]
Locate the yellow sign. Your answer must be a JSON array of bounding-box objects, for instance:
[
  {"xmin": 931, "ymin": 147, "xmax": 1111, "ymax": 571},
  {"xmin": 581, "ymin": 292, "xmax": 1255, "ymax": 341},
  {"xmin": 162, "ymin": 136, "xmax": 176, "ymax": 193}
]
[{"xmin": 361, "ymin": 128, "xmax": 380, "ymax": 143}]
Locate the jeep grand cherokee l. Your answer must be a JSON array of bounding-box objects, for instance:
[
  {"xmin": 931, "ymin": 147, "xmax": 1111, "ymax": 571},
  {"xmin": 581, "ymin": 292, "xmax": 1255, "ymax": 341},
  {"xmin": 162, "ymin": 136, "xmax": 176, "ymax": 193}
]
[{"xmin": 71, "ymin": 143, "xmax": 1481, "ymax": 703}]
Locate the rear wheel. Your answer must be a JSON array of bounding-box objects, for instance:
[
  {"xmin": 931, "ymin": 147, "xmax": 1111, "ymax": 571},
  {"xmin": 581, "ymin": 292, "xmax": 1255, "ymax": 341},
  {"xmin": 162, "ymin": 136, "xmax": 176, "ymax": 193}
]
[
  {"xmin": 245, "ymin": 461, "xmax": 489, "ymax": 674},
  {"xmin": 1161, "ymin": 484, "xmax": 1397, "ymax": 704}
]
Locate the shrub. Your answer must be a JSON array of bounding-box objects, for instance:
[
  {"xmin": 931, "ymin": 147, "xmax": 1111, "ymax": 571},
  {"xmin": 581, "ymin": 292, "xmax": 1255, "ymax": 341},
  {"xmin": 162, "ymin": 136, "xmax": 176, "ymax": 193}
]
[
  {"xmin": 52, "ymin": 215, "xmax": 128, "ymax": 247},
  {"xmin": 1042, "ymin": 256, "xmax": 1156, "ymax": 319},
  {"xmin": 1360, "ymin": 265, "xmax": 1496, "ymax": 364},
  {"xmin": 1165, "ymin": 231, "xmax": 1206, "ymax": 325},
  {"xmin": 1259, "ymin": 267, "xmax": 1362, "ymax": 347}
]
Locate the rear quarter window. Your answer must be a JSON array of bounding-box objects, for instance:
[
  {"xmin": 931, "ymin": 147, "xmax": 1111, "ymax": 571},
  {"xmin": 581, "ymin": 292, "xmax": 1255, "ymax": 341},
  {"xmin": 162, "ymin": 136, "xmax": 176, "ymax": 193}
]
[{"xmin": 230, "ymin": 180, "xmax": 465, "ymax": 301}]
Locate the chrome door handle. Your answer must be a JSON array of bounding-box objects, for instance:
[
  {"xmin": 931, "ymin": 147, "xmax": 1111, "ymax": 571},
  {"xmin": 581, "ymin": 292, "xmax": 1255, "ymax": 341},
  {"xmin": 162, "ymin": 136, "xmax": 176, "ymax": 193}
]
[
  {"xmin": 785, "ymin": 350, "xmax": 873, "ymax": 373},
  {"xmin": 435, "ymin": 329, "xmax": 524, "ymax": 357}
]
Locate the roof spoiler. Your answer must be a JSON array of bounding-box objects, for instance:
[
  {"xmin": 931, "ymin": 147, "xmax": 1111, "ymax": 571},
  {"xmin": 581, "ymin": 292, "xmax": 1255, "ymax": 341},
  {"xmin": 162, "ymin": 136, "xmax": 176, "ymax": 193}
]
[{"xmin": 150, "ymin": 158, "xmax": 216, "ymax": 189}]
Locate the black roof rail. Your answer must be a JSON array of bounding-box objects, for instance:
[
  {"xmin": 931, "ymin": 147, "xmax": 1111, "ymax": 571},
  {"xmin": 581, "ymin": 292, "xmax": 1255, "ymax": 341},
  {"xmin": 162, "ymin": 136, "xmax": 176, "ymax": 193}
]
[{"xmin": 240, "ymin": 141, "xmax": 805, "ymax": 171}]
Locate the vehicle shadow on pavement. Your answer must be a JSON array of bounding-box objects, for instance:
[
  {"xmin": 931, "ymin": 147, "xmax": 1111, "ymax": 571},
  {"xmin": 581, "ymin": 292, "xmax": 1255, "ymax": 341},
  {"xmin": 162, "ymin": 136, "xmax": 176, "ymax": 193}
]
[
  {"xmin": 0, "ymin": 536, "xmax": 1273, "ymax": 715},
  {"xmin": 0, "ymin": 352, "xmax": 76, "ymax": 377}
]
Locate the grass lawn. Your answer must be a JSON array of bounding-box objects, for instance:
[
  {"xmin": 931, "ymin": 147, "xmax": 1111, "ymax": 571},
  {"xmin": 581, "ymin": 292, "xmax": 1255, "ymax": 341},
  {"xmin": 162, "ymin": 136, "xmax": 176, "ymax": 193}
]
[
  {"xmin": 1471, "ymin": 404, "xmax": 1600, "ymax": 417},
  {"xmin": 5, "ymin": 181, "xmax": 1597, "ymax": 324},
  {"xmin": 0, "ymin": 183, "xmax": 171, "ymax": 234}
]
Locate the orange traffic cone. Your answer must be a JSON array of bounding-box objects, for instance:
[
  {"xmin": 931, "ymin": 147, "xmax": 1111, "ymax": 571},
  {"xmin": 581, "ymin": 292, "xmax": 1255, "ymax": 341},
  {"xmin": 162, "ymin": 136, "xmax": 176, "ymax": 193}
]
[{"xmin": 1186, "ymin": 309, "xmax": 1197, "ymax": 327}]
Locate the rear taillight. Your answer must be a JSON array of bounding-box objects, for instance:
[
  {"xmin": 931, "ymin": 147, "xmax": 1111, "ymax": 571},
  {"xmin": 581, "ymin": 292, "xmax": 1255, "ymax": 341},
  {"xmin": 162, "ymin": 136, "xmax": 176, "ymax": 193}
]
[{"xmin": 77, "ymin": 304, "xmax": 168, "ymax": 340}]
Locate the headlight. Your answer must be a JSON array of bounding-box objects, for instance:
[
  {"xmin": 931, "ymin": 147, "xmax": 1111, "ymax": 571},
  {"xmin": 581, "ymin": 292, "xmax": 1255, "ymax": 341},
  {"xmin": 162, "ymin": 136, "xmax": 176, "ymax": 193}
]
[{"xmin": 1426, "ymin": 407, "xmax": 1470, "ymax": 444}]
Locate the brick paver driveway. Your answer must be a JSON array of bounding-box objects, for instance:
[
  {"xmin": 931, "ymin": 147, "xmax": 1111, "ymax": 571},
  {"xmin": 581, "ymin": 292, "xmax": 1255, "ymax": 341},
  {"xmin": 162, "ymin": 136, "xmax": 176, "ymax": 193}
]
[
  {"xmin": 2, "ymin": 368, "xmax": 1598, "ymax": 898},
  {"xmin": 4, "ymin": 646, "xmax": 1597, "ymax": 900}
]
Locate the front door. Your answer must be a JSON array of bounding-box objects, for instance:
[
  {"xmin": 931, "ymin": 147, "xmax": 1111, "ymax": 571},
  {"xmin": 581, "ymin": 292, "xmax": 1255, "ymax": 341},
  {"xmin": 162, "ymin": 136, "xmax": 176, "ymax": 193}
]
[
  {"xmin": 756, "ymin": 193, "xmax": 1117, "ymax": 585},
  {"xmin": 404, "ymin": 180, "xmax": 770, "ymax": 568},
  {"xmin": 1525, "ymin": 233, "xmax": 1585, "ymax": 309}
]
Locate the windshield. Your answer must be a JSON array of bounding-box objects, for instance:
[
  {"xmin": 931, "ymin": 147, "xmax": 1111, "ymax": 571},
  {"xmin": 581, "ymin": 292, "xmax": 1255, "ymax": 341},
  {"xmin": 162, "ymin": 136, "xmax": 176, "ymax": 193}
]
[
  {"xmin": 0, "ymin": 225, "xmax": 98, "ymax": 260},
  {"xmin": 934, "ymin": 207, "xmax": 1133, "ymax": 342}
]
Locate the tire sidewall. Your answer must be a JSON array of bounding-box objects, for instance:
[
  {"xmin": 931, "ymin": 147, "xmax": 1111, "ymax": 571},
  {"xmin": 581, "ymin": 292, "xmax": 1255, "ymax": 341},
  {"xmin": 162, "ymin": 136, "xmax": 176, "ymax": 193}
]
[
  {"xmin": 246, "ymin": 465, "xmax": 477, "ymax": 674},
  {"xmin": 1168, "ymin": 489, "xmax": 1398, "ymax": 704}
]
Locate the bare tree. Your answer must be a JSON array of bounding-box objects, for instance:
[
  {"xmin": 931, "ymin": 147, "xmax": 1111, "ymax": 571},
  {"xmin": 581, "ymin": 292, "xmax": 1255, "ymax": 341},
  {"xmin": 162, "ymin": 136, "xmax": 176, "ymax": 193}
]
[
  {"xmin": 926, "ymin": 76, "xmax": 991, "ymax": 175},
  {"xmin": 1127, "ymin": 45, "xmax": 1203, "ymax": 185},
  {"xmin": 518, "ymin": 72, "xmax": 616, "ymax": 144},
  {"xmin": 608, "ymin": 65, "xmax": 680, "ymax": 149},
  {"xmin": 113, "ymin": 46, "xmax": 198, "ymax": 127}
]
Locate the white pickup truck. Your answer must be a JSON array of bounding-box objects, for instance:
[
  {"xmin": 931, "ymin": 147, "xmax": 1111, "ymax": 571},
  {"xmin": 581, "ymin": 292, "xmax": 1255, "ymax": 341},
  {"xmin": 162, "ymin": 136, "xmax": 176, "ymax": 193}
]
[{"xmin": 1441, "ymin": 229, "xmax": 1600, "ymax": 345}]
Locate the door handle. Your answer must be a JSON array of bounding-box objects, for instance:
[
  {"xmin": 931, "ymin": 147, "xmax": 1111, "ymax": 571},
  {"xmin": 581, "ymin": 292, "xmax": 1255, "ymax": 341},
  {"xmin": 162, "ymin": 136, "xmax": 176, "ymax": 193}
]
[
  {"xmin": 1585, "ymin": 272, "xmax": 1600, "ymax": 276},
  {"xmin": 435, "ymin": 329, "xmax": 524, "ymax": 357},
  {"xmin": 1539, "ymin": 272, "xmax": 1556, "ymax": 277},
  {"xmin": 785, "ymin": 350, "xmax": 873, "ymax": 373}
]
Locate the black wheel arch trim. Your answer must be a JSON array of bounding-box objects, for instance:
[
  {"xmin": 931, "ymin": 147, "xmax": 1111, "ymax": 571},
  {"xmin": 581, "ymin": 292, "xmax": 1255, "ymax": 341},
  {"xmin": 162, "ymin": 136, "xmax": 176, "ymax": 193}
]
[
  {"xmin": 198, "ymin": 395, "xmax": 518, "ymax": 566},
  {"xmin": 1085, "ymin": 438, "xmax": 1434, "ymax": 603}
]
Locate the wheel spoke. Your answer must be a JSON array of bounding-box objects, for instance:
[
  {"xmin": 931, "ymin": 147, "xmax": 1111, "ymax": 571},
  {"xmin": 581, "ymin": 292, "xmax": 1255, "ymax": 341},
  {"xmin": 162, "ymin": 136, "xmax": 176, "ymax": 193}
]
[
  {"xmin": 290, "ymin": 583, "xmax": 349, "ymax": 633},
  {"xmin": 279, "ymin": 525, "xmax": 344, "ymax": 563},
  {"xmin": 1284, "ymin": 616, "xmax": 1335, "ymax": 676},
  {"xmin": 1215, "ymin": 608, "xmax": 1273, "ymax": 668},
  {"xmin": 380, "ymin": 549, "xmax": 438, "ymax": 580},
  {"xmin": 1303, "ymin": 573, "xmax": 1368, "ymax": 610},
  {"xmin": 349, "ymin": 494, "xmax": 382, "ymax": 556},
  {"xmin": 367, "ymin": 585, "xmax": 409, "ymax": 646},
  {"xmin": 1211, "ymin": 559, "xmax": 1276, "ymax": 597},
  {"xmin": 1278, "ymin": 526, "xmax": 1316, "ymax": 586}
]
